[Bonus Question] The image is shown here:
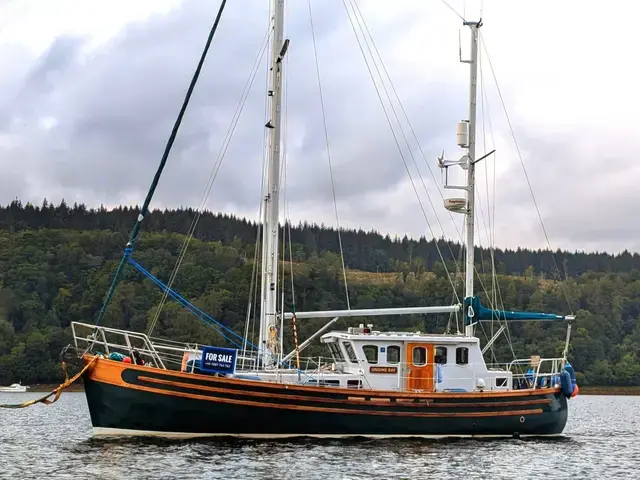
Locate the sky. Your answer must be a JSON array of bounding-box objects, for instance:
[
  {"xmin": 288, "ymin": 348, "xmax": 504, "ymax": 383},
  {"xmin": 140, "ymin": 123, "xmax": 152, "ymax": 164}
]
[{"xmin": 1, "ymin": 0, "xmax": 638, "ymax": 255}]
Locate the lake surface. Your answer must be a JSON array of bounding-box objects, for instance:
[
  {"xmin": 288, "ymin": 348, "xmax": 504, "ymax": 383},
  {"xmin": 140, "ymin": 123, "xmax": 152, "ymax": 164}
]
[{"xmin": 1, "ymin": 393, "xmax": 638, "ymax": 479}]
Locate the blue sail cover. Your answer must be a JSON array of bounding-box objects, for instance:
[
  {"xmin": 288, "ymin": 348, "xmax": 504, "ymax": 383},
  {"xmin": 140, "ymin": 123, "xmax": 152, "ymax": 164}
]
[{"xmin": 464, "ymin": 296, "xmax": 569, "ymax": 324}]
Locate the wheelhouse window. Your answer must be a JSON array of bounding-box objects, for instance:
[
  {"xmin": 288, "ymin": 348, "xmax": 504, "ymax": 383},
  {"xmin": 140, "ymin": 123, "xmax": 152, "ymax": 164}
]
[
  {"xmin": 342, "ymin": 341, "xmax": 358, "ymax": 363},
  {"xmin": 435, "ymin": 346, "xmax": 448, "ymax": 364},
  {"xmin": 386, "ymin": 345, "xmax": 400, "ymax": 364},
  {"xmin": 412, "ymin": 346, "xmax": 427, "ymax": 366},
  {"xmin": 327, "ymin": 342, "xmax": 345, "ymax": 362},
  {"xmin": 362, "ymin": 345, "xmax": 379, "ymax": 364},
  {"xmin": 456, "ymin": 347, "xmax": 469, "ymax": 365}
]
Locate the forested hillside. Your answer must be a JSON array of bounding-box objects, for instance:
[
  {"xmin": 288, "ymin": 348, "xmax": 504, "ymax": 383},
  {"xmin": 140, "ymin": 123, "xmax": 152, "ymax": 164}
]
[{"xmin": 0, "ymin": 200, "xmax": 638, "ymax": 386}]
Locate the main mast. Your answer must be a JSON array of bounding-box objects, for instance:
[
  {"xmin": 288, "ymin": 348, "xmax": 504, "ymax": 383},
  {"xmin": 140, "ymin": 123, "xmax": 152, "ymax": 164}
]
[
  {"xmin": 438, "ymin": 20, "xmax": 481, "ymax": 337},
  {"xmin": 259, "ymin": 0, "xmax": 288, "ymax": 368}
]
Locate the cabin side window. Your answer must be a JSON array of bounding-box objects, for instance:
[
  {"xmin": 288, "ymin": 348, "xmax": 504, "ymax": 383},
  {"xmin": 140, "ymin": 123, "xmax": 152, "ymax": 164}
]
[
  {"xmin": 327, "ymin": 342, "xmax": 345, "ymax": 362},
  {"xmin": 435, "ymin": 346, "xmax": 448, "ymax": 364},
  {"xmin": 386, "ymin": 345, "xmax": 400, "ymax": 364},
  {"xmin": 412, "ymin": 346, "xmax": 427, "ymax": 366},
  {"xmin": 362, "ymin": 345, "xmax": 379, "ymax": 364},
  {"xmin": 342, "ymin": 341, "xmax": 358, "ymax": 363},
  {"xmin": 305, "ymin": 379, "xmax": 341, "ymax": 387},
  {"xmin": 456, "ymin": 347, "xmax": 469, "ymax": 365}
]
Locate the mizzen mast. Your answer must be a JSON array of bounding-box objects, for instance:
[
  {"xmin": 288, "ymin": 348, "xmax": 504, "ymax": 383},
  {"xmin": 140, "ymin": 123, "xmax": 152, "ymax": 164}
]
[{"xmin": 438, "ymin": 19, "xmax": 482, "ymax": 337}]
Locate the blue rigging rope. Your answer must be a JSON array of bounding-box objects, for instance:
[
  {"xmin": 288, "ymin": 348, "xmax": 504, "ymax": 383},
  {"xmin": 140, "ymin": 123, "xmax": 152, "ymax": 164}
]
[
  {"xmin": 127, "ymin": 255, "xmax": 313, "ymax": 379},
  {"xmin": 127, "ymin": 256, "xmax": 257, "ymax": 351}
]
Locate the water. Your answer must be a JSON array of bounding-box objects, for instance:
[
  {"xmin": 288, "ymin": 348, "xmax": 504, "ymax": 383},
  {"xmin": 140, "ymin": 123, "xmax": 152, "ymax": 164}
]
[{"xmin": 1, "ymin": 393, "xmax": 638, "ymax": 479}]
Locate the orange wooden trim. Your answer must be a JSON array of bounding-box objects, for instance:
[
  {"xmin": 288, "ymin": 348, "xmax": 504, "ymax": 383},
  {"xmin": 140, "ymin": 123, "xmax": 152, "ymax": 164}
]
[
  {"xmin": 405, "ymin": 342, "xmax": 435, "ymax": 392},
  {"xmin": 138, "ymin": 375, "xmax": 552, "ymax": 409},
  {"xmin": 82, "ymin": 354, "xmax": 560, "ymax": 400},
  {"xmin": 89, "ymin": 376, "xmax": 544, "ymax": 419}
]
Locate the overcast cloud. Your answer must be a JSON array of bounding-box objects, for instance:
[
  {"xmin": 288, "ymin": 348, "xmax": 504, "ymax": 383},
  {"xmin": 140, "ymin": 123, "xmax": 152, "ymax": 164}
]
[{"xmin": 1, "ymin": 0, "xmax": 638, "ymax": 254}]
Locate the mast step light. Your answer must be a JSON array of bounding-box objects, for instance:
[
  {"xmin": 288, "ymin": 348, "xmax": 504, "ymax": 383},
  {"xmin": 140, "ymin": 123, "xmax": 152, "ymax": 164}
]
[
  {"xmin": 456, "ymin": 120, "xmax": 469, "ymax": 148},
  {"xmin": 444, "ymin": 197, "xmax": 467, "ymax": 213}
]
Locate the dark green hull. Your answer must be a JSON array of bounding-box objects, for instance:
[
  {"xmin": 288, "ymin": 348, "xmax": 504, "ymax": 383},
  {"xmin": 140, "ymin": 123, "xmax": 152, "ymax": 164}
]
[{"xmin": 82, "ymin": 362, "xmax": 569, "ymax": 438}]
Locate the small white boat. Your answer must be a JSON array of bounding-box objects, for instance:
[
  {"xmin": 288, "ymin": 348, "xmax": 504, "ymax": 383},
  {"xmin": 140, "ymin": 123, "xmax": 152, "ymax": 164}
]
[{"xmin": 0, "ymin": 383, "xmax": 29, "ymax": 393}]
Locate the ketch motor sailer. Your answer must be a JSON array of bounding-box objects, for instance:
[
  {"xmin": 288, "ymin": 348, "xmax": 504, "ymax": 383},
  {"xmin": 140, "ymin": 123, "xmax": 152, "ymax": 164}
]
[{"xmin": 66, "ymin": 0, "xmax": 579, "ymax": 438}]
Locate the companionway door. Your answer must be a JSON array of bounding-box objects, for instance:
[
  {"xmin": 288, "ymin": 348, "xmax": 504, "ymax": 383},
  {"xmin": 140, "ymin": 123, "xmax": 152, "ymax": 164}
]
[{"xmin": 406, "ymin": 343, "xmax": 434, "ymax": 391}]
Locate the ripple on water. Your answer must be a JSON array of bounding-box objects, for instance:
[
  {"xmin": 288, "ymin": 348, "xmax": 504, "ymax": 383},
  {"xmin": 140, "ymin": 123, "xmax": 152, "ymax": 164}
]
[{"xmin": 1, "ymin": 393, "xmax": 639, "ymax": 479}]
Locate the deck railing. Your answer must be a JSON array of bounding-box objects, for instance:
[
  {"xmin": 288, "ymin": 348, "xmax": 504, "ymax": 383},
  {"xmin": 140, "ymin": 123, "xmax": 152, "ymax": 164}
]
[
  {"xmin": 70, "ymin": 322, "xmax": 565, "ymax": 393},
  {"xmin": 72, "ymin": 322, "xmax": 267, "ymax": 372}
]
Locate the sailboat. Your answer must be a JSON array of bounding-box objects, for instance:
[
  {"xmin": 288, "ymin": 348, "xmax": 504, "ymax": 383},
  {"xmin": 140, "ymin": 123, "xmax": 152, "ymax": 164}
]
[{"xmin": 68, "ymin": 1, "xmax": 579, "ymax": 438}]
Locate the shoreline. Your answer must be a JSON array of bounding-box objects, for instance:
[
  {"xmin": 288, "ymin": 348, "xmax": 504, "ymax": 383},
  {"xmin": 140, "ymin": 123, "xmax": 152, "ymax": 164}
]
[
  {"xmin": 26, "ymin": 384, "xmax": 85, "ymax": 393},
  {"xmin": 577, "ymin": 386, "xmax": 640, "ymax": 395},
  {"xmin": 22, "ymin": 384, "xmax": 640, "ymax": 395}
]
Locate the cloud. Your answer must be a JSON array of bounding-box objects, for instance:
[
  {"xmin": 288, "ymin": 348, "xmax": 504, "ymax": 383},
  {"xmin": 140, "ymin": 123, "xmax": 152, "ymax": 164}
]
[{"xmin": 1, "ymin": 0, "xmax": 639, "ymax": 254}]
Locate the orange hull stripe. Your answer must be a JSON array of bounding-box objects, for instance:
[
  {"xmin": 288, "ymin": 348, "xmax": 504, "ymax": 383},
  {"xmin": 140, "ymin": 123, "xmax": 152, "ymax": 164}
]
[
  {"xmin": 137, "ymin": 375, "xmax": 552, "ymax": 409},
  {"xmin": 83, "ymin": 355, "xmax": 559, "ymax": 401}
]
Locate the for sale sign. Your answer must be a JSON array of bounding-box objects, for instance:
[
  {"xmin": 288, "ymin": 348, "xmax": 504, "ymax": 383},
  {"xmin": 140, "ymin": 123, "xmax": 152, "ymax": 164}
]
[{"xmin": 200, "ymin": 346, "xmax": 238, "ymax": 375}]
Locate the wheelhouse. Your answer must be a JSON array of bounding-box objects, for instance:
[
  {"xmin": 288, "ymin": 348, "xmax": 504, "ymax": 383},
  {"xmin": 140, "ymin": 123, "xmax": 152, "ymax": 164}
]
[{"xmin": 321, "ymin": 324, "xmax": 512, "ymax": 392}]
